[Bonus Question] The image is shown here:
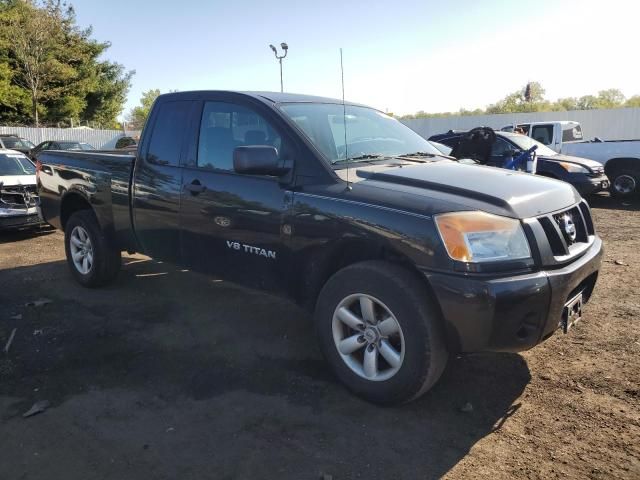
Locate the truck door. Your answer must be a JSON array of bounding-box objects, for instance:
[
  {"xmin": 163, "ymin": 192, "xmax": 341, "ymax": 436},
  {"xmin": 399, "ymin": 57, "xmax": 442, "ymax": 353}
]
[
  {"xmin": 179, "ymin": 98, "xmax": 293, "ymax": 293},
  {"xmin": 132, "ymin": 99, "xmax": 193, "ymax": 263}
]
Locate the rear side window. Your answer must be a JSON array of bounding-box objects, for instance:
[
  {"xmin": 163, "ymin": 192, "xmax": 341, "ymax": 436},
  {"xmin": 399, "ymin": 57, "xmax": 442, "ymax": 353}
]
[
  {"xmin": 562, "ymin": 124, "xmax": 583, "ymax": 142},
  {"xmin": 146, "ymin": 101, "xmax": 191, "ymax": 166},
  {"xmin": 531, "ymin": 125, "xmax": 554, "ymax": 145}
]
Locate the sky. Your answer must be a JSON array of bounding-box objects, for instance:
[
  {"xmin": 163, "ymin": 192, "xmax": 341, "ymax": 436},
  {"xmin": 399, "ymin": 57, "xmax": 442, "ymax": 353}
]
[{"xmin": 70, "ymin": 0, "xmax": 640, "ymax": 119}]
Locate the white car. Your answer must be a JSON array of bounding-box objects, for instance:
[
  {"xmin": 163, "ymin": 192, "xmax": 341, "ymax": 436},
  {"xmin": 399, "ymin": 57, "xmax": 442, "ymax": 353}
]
[
  {"xmin": 0, "ymin": 149, "xmax": 41, "ymax": 229},
  {"xmin": 502, "ymin": 121, "xmax": 640, "ymax": 197}
]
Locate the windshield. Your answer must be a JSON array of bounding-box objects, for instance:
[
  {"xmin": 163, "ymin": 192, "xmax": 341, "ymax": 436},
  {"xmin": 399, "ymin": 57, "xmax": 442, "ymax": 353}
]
[
  {"xmin": 505, "ymin": 134, "xmax": 557, "ymax": 156},
  {"xmin": 2, "ymin": 137, "xmax": 34, "ymax": 149},
  {"xmin": 57, "ymin": 142, "xmax": 94, "ymax": 150},
  {"xmin": 0, "ymin": 153, "xmax": 36, "ymax": 175},
  {"xmin": 279, "ymin": 103, "xmax": 441, "ymax": 164},
  {"xmin": 429, "ymin": 141, "xmax": 452, "ymax": 155}
]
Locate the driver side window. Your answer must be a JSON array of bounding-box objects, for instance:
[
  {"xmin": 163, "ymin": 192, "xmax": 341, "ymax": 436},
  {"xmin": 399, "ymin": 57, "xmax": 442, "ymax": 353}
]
[{"xmin": 197, "ymin": 101, "xmax": 282, "ymax": 171}]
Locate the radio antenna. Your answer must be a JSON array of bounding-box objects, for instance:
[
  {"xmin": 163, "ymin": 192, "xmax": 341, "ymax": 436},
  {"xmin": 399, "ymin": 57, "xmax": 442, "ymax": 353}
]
[{"xmin": 340, "ymin": 48, "xmax": 351, "ymax": 190}]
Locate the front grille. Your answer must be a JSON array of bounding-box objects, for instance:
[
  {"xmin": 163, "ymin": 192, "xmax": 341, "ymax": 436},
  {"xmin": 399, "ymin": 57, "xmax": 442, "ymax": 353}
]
[
  {"xmin": 0, "ymin": 185, "xmax": 39, "ymax": 208},
  {"xmin": 535, "ymin": 200, "xmax": 594, "ymax": 260}
]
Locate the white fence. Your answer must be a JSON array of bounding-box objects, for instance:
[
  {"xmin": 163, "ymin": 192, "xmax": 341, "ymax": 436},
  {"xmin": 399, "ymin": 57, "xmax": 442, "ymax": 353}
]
[
  {"xmin": 401, "ymin": 107, "xmax": 640, "ymax": 141},
  {"xmin": 0, "ymin": 126, "xmax": 141, "ymax": 149}
]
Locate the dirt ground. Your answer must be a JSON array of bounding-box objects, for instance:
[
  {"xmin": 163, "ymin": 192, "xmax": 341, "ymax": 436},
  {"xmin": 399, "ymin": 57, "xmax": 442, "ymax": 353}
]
[{"xmin": 0, "ymin": 193, "xmax": 638, "ymax": 480}]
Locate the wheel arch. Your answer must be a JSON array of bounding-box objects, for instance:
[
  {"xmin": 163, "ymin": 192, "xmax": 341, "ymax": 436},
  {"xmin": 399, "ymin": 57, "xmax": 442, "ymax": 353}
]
[
  {"xmin": 294, "ymin": 237, "xmax": 437, "ymax": 312},
  {"xmin": 60, "ymin": 191, "xmax": 96, "ymax": 231},
  {"xmin": 604, "ymin": 157, "xmax": 640, "ymax": 176}
]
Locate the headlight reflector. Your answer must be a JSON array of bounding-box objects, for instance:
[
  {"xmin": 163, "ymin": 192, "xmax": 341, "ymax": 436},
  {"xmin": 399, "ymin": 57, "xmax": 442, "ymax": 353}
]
[
  {"xmin": 435, "ymin": 211, "xmax": 531, "ymax": 263},
  {"xmin": 559, "ymin": 162, "xmax": 589, "ymax": 174}
]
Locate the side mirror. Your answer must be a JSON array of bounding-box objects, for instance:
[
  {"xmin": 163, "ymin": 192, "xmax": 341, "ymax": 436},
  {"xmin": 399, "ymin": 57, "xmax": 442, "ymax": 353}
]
[{"xmin": 233, "ymin": 145, "xmax": 290, "ymax": 176}]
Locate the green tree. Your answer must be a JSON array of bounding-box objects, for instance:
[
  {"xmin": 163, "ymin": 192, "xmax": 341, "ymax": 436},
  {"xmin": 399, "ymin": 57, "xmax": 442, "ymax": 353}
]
[
  {"xmin": 485, "ymin": 82, "xmax": 550, "ymax": 114},
  {"xmin": 2, "ymin": 0, "xmax": 62, "ymax": 125},
  {"xmin": 625, "ymin": 95, "xmax": 640, "ymax": 108},
  {"xmin": 126, "ymin": 89, "xmax": 161, "ymax": 128},
  {"xmin": 0, "ymin": 0, "xmax": 133, "ymax": 127},
  {"xmin": 577, "ymin": 95, "xmax": 599, "ymax": 110},
  {"xmin": 595, "ymin": 88, "xmax": 625, "ymax": 109},
  {"xmin": 400, "ymin": 82, "xmax": 639, "ymax": 120},
  {"xmin": 553, "ymin": 97, "xmax": 579, "ymax": 111}
]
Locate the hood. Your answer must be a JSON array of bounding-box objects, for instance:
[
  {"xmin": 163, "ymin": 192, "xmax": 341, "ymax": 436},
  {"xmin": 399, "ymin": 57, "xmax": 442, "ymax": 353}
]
[
  {"xmin": 0, "ymin": 175, "xmax": 36, "ymax": 187},
  {"xmin": 355, "ymin": 161, "xmax": 580, "ymax": 219},
  {"xmin": 539, "ymin": 153, "xmax": 602, "ymax": 170}
]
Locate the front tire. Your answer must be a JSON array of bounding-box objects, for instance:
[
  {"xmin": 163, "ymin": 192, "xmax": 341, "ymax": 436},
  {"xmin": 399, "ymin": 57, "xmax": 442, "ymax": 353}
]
[
  {"xmin": 314, "ymin": 261, "xmax": 447, "ymax": 405},
  {"xmin": 610, "ymin": 169, "xmax": 639, "ymax": 197},
  {"xmin": 64, "ymin": 210, "xmax": 121, "ymax": 287}
]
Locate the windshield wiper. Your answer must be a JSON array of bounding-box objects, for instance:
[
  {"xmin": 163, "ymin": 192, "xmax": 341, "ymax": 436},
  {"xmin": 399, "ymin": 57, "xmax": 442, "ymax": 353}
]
[
  {"xmin": 332, "ymin": 154, "xmax": 385, "ymax": 164},
  {"xmin": 397, "ymin": 152, "xmax": 438, "ymax": 158}
]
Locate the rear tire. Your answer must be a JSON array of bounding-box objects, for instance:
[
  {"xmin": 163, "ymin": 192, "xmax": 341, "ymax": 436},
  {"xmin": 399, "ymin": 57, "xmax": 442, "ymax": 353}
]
[
  {"xmin": 64, "ymin": 210, "xmax": 121, "ymax": 287},
  {"xmin": 314, "ymin": 261, "xmax": 448, "ymax": 405},
  {"xmin": 609, "ymin": 169, "xmax": 639, "ymax": 197}
]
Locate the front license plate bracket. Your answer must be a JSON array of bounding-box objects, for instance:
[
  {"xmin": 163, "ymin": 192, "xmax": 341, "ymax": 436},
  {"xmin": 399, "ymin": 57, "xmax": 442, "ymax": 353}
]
[{"xmin": 561, "ymin": 292, "xmax": 583, "ymax": 334}]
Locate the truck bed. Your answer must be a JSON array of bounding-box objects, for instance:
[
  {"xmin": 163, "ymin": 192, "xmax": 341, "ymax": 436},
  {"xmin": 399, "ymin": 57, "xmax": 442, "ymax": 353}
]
[
  {"xmin": 38, "ymin": 150, "xmax": 137, "ymax": 250},
  {"xmin": 561, "ymin": 139, "xmax": 640, "ymax": 165}
]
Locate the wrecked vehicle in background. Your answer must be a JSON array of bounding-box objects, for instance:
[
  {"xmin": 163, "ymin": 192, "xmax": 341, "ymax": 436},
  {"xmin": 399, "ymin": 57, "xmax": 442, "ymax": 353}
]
[
  {"xmin": 430, "ymin": 128, "xmax": 610, "ymax": 196},
  {"xmin": 0, "ymin": 150, "xmax": 41, "ymax": 230}
]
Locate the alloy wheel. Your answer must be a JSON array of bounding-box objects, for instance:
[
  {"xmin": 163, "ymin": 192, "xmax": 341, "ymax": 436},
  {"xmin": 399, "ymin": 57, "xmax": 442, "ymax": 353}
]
[
  {"xmin": 332, "ymin": 293, "xmax": 405, "ymax": 381},
  {"xmin": 69, "ymin": 225, "xmax": 94, "ymax": 275},
  {"xmin": 614, "ymin": 174, "xmax": 636, "ymax": 195}
]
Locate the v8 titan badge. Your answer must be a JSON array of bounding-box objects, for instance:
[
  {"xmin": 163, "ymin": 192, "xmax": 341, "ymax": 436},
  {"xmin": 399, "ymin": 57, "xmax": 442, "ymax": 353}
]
[{"xmin": 226, "ymin": 240, "xmax": 276, "ymax": 259}]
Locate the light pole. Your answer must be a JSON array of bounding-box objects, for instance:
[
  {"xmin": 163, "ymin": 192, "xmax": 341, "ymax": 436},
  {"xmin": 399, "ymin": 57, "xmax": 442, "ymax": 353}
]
[{"xmin": 269, "ymin": 42, "xmax": 288, "ymax": 92}]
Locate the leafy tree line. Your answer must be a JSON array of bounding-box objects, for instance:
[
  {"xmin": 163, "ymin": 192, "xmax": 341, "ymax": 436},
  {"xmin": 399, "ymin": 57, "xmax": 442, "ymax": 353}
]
[
  {"xmin": 402, "ymin": 82, "xmax": 640, "ymax": 119},
  {"xmin": 0, "ymin": 0, "xmax": 133, "ymax": 128}
]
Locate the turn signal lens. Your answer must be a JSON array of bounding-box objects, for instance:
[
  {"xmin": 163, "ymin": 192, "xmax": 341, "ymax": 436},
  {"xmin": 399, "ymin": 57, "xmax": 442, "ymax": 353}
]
[{"xmin": 435, "ymin": 211, "xmax": 531, "ymax": 263}]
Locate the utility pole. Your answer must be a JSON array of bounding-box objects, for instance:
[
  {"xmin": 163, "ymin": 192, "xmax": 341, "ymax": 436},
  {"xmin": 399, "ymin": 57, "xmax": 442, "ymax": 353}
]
[{"xmin": 269, "ymin": 43, "xmax": 289, "ymax": 92}]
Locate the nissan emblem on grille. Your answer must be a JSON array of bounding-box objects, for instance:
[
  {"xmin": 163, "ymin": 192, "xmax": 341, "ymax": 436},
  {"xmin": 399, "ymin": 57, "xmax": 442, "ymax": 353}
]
[{"xmin": 559, "ymin": 213, "xmax": 577, "ymax": 244}]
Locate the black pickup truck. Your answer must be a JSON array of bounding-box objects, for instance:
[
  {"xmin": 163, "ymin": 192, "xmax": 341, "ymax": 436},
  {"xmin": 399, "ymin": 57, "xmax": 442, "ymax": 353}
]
[{"xmin": 37, "ymin": 91, "xmax": 602, "ymax": 404}]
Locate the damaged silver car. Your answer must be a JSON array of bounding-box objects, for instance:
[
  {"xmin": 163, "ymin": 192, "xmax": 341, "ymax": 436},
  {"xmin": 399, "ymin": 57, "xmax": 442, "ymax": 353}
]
[{"xmin": 0, "ymin": 149, "xmax": 41, "ymax": 230}]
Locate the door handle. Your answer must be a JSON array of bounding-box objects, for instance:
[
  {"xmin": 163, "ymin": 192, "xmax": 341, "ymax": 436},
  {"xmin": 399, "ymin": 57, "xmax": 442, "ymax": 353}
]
[{"xmin": 185, "ymin": 180, "xmax": 206, "ymax": 195}]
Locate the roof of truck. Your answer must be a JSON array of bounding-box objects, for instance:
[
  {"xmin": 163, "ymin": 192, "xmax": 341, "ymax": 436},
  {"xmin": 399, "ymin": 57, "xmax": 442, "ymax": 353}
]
[
  {"xmin": 158, "ymin": 90, "xmax": 367, "ymax": 107},
  {"xmin": 245, "ymin": 91, "xmax": 364, "ymax": 105}
]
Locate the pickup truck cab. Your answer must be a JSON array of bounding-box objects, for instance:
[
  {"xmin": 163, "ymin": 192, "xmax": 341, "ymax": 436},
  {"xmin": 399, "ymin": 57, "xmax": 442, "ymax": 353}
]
[
  {"xmin": 37, "ymin": 91, "xmax": 602, "ymax": 404},
  {"xmin": 502, "ymin": 121, "xmax": 640, "ymax": 197}
]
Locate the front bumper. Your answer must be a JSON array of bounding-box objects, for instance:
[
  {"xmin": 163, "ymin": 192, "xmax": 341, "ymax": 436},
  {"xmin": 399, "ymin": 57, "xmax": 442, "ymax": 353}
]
[
  {"xmin": 425, "ymin": 236, "xmax": 603, "ymax": 353},
  {"xmin": 0, "ymin": 209, "xmax": 42, "ymax": 230},
  {"xmin": 573, "ymin": 174, "xmax": 609, "ymax": 196}
]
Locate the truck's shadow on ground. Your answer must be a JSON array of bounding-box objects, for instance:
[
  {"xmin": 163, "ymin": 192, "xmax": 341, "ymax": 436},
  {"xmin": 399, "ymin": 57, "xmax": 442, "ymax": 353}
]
[
  {"xmin": 0, "ymin": 225, "xmax": 57, "ymax": 244},
  {"xmin": 588, "ymin": 192, "xmax": 639, "ymax": 211},
  {"xmin": 1, "ymin": 257, "xmax": 530, "ymax": 479}
]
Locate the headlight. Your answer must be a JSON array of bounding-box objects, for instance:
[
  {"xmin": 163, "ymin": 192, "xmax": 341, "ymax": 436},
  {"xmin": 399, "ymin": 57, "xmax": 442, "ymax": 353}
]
[
  {"xmin": 435, "ymin": 211, "xmax": 531, "ymax": 263},
  {"xmin": 559, "ymin": 162, "xmax": 589, "ymax": 174}
]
